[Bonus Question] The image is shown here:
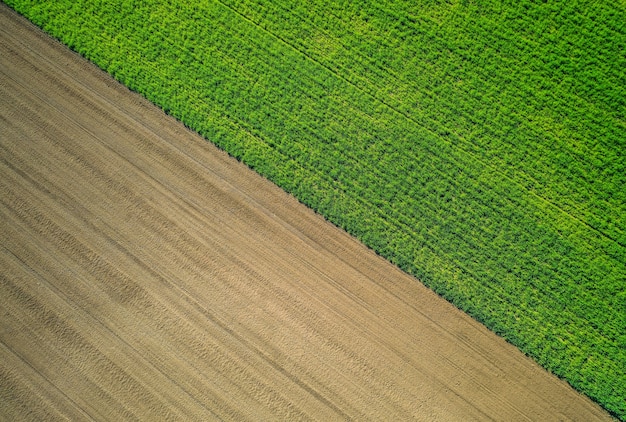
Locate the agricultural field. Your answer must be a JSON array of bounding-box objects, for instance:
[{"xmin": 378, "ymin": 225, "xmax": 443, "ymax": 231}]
[
  {"xmin": 1, "ymin": 5, "xmax": 615, "ymax": 420},
  {"xmin": 2, "ymin": 0, "xmax": 625, "ymax": 419}
]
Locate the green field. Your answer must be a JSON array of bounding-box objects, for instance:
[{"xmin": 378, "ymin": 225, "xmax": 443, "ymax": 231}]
[{"xmin": 5, "ymin": 0, "xmax": 625, "ymax": 417}]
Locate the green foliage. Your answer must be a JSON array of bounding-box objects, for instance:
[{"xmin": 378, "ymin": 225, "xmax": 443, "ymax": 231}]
[{"xmin": 5, "ymin": 0, "xmax": 625, "ymax": 418}]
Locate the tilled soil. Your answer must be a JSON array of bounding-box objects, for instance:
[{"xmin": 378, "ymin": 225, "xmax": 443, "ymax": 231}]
[{"xmin": 0, "ymin": 4, "xmax": 613, "ymax": 421}]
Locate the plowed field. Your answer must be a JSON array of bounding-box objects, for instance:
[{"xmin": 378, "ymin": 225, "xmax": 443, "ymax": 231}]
[{"xmin": 0, "ymin": 5, "xmax": 613, "ymax": 421}]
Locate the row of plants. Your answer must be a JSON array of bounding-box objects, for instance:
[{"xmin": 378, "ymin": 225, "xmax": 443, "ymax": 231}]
[{"xmin": 6, "ymin": 0, "xmax": 624, "ymax": 417}]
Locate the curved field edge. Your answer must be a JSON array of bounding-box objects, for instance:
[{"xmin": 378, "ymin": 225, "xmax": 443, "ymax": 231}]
[{"xmin": 3, "ymin": 0, "xmax": 624, "ymax": 418}]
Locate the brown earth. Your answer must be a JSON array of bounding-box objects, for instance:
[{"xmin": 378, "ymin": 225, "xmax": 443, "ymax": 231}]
[{"xmin": 0, "ymin": 4, "xmax": 614, "ymax": 421}]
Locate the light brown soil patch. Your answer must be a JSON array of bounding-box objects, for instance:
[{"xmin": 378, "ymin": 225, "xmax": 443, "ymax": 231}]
[{"xmin": 0, "ymin": 4, "xmax": 613, "ymax": 421}]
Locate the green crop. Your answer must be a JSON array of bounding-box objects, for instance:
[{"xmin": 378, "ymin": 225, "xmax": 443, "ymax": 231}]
[{"xmin": 5, "ymin": 0, "xmax": 624, "ymax": 418}]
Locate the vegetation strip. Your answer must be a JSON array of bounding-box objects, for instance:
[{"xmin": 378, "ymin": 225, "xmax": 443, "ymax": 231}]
[{"xmin": 5, "ymin": 0, "xmax": 624, "ymax": 417}]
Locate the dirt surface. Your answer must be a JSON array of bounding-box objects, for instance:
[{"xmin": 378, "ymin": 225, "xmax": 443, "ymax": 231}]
[{"xmin": 0, "ymin": 4, "xmax": 614, "ymax": 421}]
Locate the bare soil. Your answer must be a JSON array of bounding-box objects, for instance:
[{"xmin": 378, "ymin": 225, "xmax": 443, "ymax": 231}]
[{"xmin": 0, "ymin": 4, "xmax": 613, "ymax": 421}]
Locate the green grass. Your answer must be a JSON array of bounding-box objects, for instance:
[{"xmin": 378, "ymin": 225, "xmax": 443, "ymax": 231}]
[{"xmin": 5, "ymin": 0, "xmax": 625, "ymax": 418}]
